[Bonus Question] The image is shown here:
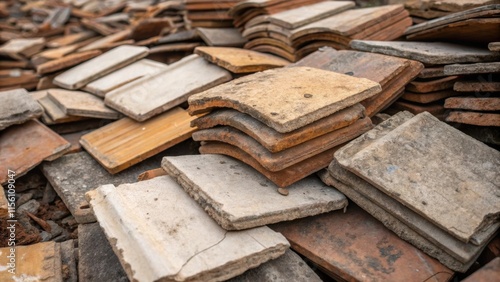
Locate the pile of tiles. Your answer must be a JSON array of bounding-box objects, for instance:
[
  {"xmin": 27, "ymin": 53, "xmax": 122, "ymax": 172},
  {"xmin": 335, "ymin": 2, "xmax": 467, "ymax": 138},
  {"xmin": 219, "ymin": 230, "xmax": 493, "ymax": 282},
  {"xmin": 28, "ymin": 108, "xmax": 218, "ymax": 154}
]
[{"xmin": 185, "ymin": 0, "xmax": 243, "ymax": 28}]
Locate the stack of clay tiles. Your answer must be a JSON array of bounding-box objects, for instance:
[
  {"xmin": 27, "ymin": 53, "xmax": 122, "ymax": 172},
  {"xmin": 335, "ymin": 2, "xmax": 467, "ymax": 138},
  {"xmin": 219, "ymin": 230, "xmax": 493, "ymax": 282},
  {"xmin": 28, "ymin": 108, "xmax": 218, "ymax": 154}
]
[
  {"xmin": 233, "ymin": 0, "xmax": 412, "ymax": 62},
  {"xmin": 321, "ymin": 110, "xmax": 500, "ymax": 273},
  {"xmin": 186, "ymin": 65, "xmax": 382, "ymax": 189},
  {"xmin": 405, "ymin": 0, "xmax": 498, "ymax": 23},
  {"xmin": 185, "ymin": 0, "xmax": 243, "ymax": 28}
]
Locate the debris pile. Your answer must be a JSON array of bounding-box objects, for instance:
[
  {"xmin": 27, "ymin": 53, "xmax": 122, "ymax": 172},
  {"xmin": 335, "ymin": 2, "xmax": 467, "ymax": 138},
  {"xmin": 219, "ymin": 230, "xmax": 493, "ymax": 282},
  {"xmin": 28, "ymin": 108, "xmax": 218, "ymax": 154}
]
[{"xmin": 0, "ymin": 0, "xmax": 499, "ymax": 281}]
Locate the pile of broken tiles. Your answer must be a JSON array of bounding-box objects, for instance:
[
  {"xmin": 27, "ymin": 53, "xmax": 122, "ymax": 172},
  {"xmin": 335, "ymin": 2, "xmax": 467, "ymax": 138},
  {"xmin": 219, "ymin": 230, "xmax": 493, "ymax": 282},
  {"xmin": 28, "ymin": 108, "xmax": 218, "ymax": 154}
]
[
  {"xmin": 321, "ymin": 111, "xmax": 500, "ymax": 273},
  {"xmin": 1, "ymin": 0, "xmax": 500, "ymax": 281}
]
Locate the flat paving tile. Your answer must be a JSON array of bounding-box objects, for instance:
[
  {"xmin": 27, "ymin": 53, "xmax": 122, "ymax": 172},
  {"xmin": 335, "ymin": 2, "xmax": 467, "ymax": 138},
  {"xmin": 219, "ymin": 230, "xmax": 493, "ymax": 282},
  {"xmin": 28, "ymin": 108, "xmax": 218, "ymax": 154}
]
[
  {"xmin": 188, "ymin": 67, "xmax": 380, "ymax": 133},
  {"xmin": 335, "ymin": 111, "xmax": 500, "ymax": 243},
  {"xmin": 105, "ymin": 54, "xmax": 231, "ymax": 122},
  {"xmin": 162, "ymin": 154, "xmax": 347, "ymax": 230},
  {"xmin": 0, "ymin": 88, "xmax": 43, "ymax": 130},
  {"xmin": 41, "ymin": 151, "xmax": 165, "ymax": 223},
  {"xmin": 444, "ymin": 97, "xmax": 500, "ymax": 111},
  {"xmin": 47, "ymin": 89, "xmax": 121, "ymax": 119},
  {"xmin": 444, "ymin": 62, "xmax": 500, "ymax": 75},
  {"xmin": 86, "ymin": 176, "xmax": 289, "ymax": 281},
  {"xmin": 194, "ymin": 46, "xmax": 289, "ymax": 73},
  {"xmin": 0, "ymin": 120, "xmax": 70, "ymax": 185},
  {"xmin": 271, "ymin": 203, "xmax": 454, "ymax": 281},
  {"xmin": 350, "ymin": 40, "xmax": 500, "ymax": 65},
  {"xmin": 446, "ymin": 111, "xmax": 500, "ymax": 126}
]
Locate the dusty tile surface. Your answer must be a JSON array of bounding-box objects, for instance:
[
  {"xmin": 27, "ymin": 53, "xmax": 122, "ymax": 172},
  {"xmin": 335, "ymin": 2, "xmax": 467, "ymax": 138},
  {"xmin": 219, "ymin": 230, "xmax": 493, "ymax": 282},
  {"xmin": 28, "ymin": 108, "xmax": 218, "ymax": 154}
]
[
  {"xmin": 335, "ymin": 112, "xmax": 500, "ymax": 243},
  {"xmin": 47, "ymin": 89, "xmax": 120, "ymax": 119},
  {"xmin": 162, "ymin": 154, "xmax": 347, "ymax": 230},
  {"xmin": 87, "ymin": 176, "xmax": 290, "ymax": 282}
]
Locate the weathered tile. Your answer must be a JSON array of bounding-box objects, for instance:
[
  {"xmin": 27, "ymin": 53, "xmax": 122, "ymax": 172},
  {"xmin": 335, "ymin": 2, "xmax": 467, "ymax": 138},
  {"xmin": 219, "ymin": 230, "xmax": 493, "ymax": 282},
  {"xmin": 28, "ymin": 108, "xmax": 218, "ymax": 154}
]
[
  {"xmin": 289, "ymin": 5, "xmax": 405, "ymax": 39},
  {"xmin": 401, "ymin": 90, "xmax": 458, "ymax": 104},
  {"xmin": 83, "ymin": 59, "xmax": 168, "ymax": 97},
  {"xmin": 327, "ymin": 157, "xmax": 494, "ymax": 266},
  {"xmin": 0, "ymin": 88, "xmax": 43, "ymax": 130},
  {"xmin": 192, "ymin": 104, "xmax": 364, "ymax": 152},
  {"xmin": 86, "ymin": 176, "xmax": 289, "ymax": 281},
  {"xmin": 0, "ymin": 38, "xmax": 45, "ymax": 60},
  {"xmin": 335, "ymin": 111, "xmax": 500, "ymax": 243},
  {"xmin": 194, "ymin": 46, "xmax": 289, "ymax": 73},
  {"xmin": 163, "ymin": 154, "xmax": 347, "ymax": 230},
  {"xmin": 47, "ymin": 89, "xmax": 120, "ymax": 119},
  {"xmin": 444, "ymin": 97, "xmax": 500, "ymax": 111},
  {"xmin": 446, "ymin": 111, "xmax": 500, "ymax": 126},
  {"xmin": 193, "ymin": 117, "xmax": 372, "ymax": 171},
  {"xmin": 38, "ymin": 95, "xmax": 86, "ymax": 123},
  {"xmin": 406, "ymin": 76, "xmax": 458, "ymax": 93},
  {"xmin": 350, "ymin": 40, "xmax": 500, "ymax": 65},
  {"xmin": 463, "ymin": 257, "xmax": 500, "ymax": 282},
  {"xmin": 80, "ymin": 107, "xmax": 197, "ymax": 174},
  {"xmin": 228, "ymin": 249, "xmax": 322, "ymax": 282},
  {"xmin": 54, "ymin": 45, "xmax": 149, "ymax": 90},
  {"xmin": 418, "ymin": 67, "xmax": 446, "ymax": 78},
  {"xmin": 271, "ymin": 203, "xmax": 453, "ymax": 281},
  {"xmin": 0, "ymin": 241, "xmax": 62, "ymax": 281},
  {"xmin": 405, "ymin": 4, "xmax": 500, "ymax": 35},
  {"xmin": 0, "ymin": 120, "xmax": 70, "ymax": 185},
  {"xmin": 188, "ymin": 67, "xmax": 380, "ymax": 133},
  {"xmin": 444, "ymin": 62, "xmax": 500, "ymax": 75},
  {"xmin": 268, "ymin": 1, "xmax": 354, "ymax": 29},
  {"xmin": 319, "ymin": 169, "xmax": 472, "ymax": 273},
  {"xmin": 78, "ymin": 223, "xmax": 128, "ymax": 282},
  {"xmin": 199, "ymin": 142, "xmax": 337, "ymax": 187},
  {"xmin": 105, "ymin": 54, "xmax": 231, "ymax": 121},
  {"xmin": 36, "ymin": 50, "xmax": 102, "ymax": 75},
  {"xmin": 454, "ymin": 80, "xmax": 500, "ymax": 92},
  {"xmin": 386, "ymin": 100, "xmax": 446, "ymax": 118},
  {"xmin": 197, "ymin": 27, "xmax": 247, "ymax": 47},
  {"xmin": 41, "ymin": 151, "xmax": 165, "ymax": 223},
  {"xmin": 0, "ymin": 185, "xmax": 8, "ymax": 219},
  {"xmin": 60, "ymin": 240, "xmax": 77, "ymax": 282}
]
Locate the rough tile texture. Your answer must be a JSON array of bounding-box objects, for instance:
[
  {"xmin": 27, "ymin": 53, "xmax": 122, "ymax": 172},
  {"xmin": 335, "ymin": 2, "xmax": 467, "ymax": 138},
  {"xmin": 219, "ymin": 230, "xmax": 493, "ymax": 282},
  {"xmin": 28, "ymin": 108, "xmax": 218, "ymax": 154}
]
[
  {"xmin": 228, "ymin": 249, "xmax": 322, "ymax": 282},
  {"xmin": 350, "ymin": 40, "xmax": 500, "ymax": 65},
  {"xmin": 78, "ymin": 223, "xmax": 128, "ymax": 282},
  {"xmin": 194, "ymin": 46, "xmax": 289, "ymax": 73},
  {"xmin": 80, "ymin": 107, "xmax": 198, "ymax": 174},
  {"xmin": 105, "ymin": 54, "xmax": 231, "ymax": 121},
  {"xmin": 197, "ymin": 27, "xmax": 247, "ymax": 47},
  {"xmin": 327, "ymin": 159, "xmax": 493, "ymax": 266},
  {"xmin": 271, "ymin": 204, "xmax": 454, "ymax": 281},
  {"xmin": 192, "ymin": 104, "xmax": 364, "ymax": 153},
  {"xmin": 87, "ymin": 176, "xmax": 290, "ymax": 282},
  {"xmin": 54, "ymin": 45, "xmax": 149, "ymax": 89},
  {"xmin": 268, "ymin": 1, "xmax": 355, "ymax": 29},
  {"xmin": 199, "ymin": 142, "xmax": 337, "ymax": 188},
  {"xmin": 444, "ymin": 62, "xmax": 500, "ymax": 75},
  {"xmin": 162, "ymin": 154, "xmax": 347, "ymax": 230},
  {"xmin": 335, "ymin": 111, "xmax": 500, "ymax": 243},
  {"xmin": 47, "ymin": 89, "xmax": 121, "ymax": 119},
  {"xmin": 38, "ymin": 95, "xmax": 84, "ymax": 123},
  {"xmin": 0, "ymin": 242, "xmax": 62, "ymax": 281},
  {"xmin": 193, "ymin": 117, "xmax": 372, "ymax": 171},
  {"xmin": 0, "ymin": 120, "xmax": 70, "ymax": 185},
  {"xmin": 401, "ymin": 90, "xmax": 458, "ymax": 104},
  {"xmin": 444, "ymin": 97, "xmax": 500, "ymax": 111},
  {"xmin": 41, "ymin": 151, "xmax": 165, "ymax": 223},
  {"xmin": 446, "ymin": 111, "xmax": 500, "ymax": 127},
  {"xmin": 60, "ymin": 240, "xmax": 77, "ymax": 282},
  {"xmin": 319, "ymin": 170, "xmax": 474, "ymax": 273},
  {"xmin": 406, "ymin": 76, "xmax": 458, "ymax": 93},
  {"xmin": 0, "ymin": 88, "xmax": 43, "ymax": 130},
  {"xmin": 188, "ymin": 67, "xmax": 381, "ymax": 133},
  {"xmin": 84, "ymin": 59, "xmax": 169, "ymax": 97}
]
